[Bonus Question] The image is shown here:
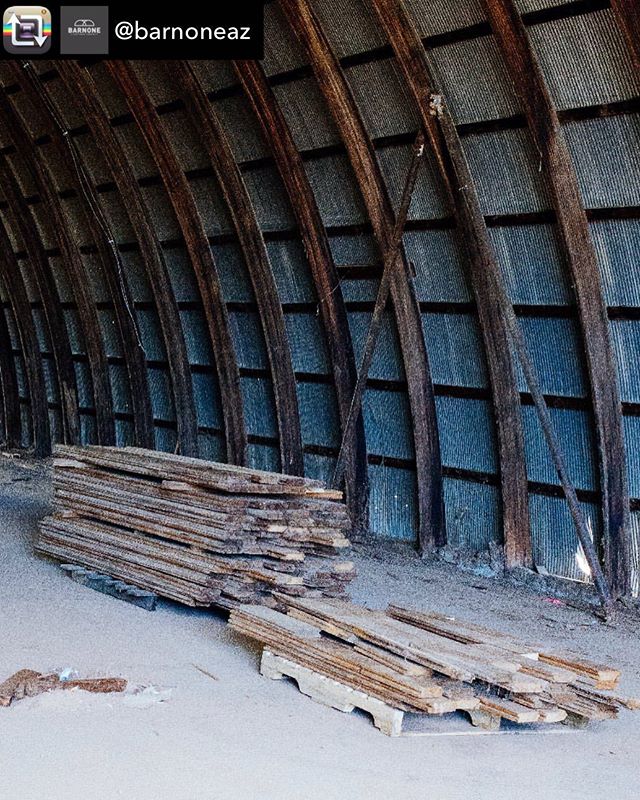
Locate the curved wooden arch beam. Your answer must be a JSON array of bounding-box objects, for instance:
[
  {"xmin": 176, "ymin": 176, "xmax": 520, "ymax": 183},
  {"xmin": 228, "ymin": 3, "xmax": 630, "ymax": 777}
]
[
  {"xmin": 0, "ymin": 156, "xmax": 81, "ymax": 445},
  {"xmin": 279, "ymin": 0, "xmax": 445, "ymax": 551},
  {"xmin": 365, "ymin": 0, "xmax": 531, "ymax": 568},
  {"xmin": 611, "ymin": 0, "xmax": 640, "ymax": 72},
  {"xmin": 0, "ymin": 217, "xmax": 50, "ymax": 455},
  {"xmin": 1, "ymin": 67, "xmax": 115, "ymax": 446},
  {"xmin": 58, "ymin": 61, "xmax": 200, "ymax": 457},
  {"xmin": 174, "ymin": 61, "xmax": 303, "ymax": 475},
  {"xmin": 0, "ymin": 271, "xmax": 22, "ymax": 449},
  {"xmin": 16, "ymin": 64, "xmax": 155, "ymax": 450},
  {"xmin": 106, "ymin": 60, "xmax": 247, "ymax": 465},
  {"xmin": 233, "ymin": 59, "xmax": 369, "ymax": 527},
  {"xmin": 483, "ymin": 0, "xmax": 631, "ymax": 595}
]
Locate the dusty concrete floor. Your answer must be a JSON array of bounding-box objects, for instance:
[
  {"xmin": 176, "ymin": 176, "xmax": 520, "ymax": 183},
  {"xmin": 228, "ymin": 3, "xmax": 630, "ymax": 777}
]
[{"xmin": 1, "ymin": 456, "xmax": 639, "ymax": 800}]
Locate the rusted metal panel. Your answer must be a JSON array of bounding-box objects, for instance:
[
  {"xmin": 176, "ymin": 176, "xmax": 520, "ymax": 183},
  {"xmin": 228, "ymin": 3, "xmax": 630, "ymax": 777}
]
[
  {"xmin": 0, "ymin": 156, "xmax": 80, "ymax": 446},
  {"xmin": 483, "ymin": 0, "xmax": 631, "ymax": 596},
  {"xmin": 174, "ymin": 61, "xmax": 303, "ymax": 475},
  {"xmin": 17, "ymin": 63, "xmax": 155, "ymax": 451},
  {"xmin": 279, "ymin": 0, "xmax": 445, "ymax": 551},
  {"xmin": 368, "ymin": 0, "xmax": 530, "ymax": 567},
  {"xmin": 58, "ymin": 61, "xmax": 201, "ymax": 457},
  {"xmin": 234, "ymin": 58, "xmax": 370, "ymax": 530},
  {"xmin": 2, "ymin": 63, "xmax": 115, "ymax": 447},
  {"xmin": 0, "ymin": 218, "xmax": 50, "ymax": 455},
  {"xmin": 106, "ymin": 60, "xmax": 247, "ymax": 464}
]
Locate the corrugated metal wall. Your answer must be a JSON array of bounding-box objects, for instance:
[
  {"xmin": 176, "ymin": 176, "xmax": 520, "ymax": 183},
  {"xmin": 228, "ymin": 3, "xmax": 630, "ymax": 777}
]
[{"xmin": 0, "ymin": 0, "xmax": 638, "ymax": 595}]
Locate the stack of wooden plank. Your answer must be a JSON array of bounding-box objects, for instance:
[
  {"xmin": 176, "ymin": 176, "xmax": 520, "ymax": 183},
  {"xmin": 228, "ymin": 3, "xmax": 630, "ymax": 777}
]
[
  {"xmin": 230, "ymin": 596, "xmax": 639, "ymax": 731},
  {"xmin": 37, "ymin": 445, "xmax": 355, "ymax": 609}
]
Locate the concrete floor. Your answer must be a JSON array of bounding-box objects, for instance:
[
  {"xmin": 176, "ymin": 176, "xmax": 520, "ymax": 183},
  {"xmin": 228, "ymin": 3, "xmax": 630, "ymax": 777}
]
[{"xmin": 1, "ymin": 456, "xmax": 639, "ymax": 800}]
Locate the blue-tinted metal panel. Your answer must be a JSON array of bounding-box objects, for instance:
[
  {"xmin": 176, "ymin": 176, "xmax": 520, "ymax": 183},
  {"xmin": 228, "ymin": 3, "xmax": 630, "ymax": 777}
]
[
  {"xmin": 181, "ymin": 309, "xmax": 215, "ymax": 367},
  {"xmin": 274, "ymin": 78, "xmax": 340, "ymax": 152},
  {"xmin": 213, "ymin": 243, "xmax": 255, "ymax": 303},
  {"xmin": 436, "ymin": 396, "xmax": 497, "ymax": 473},
  {"xmin": 405, "ymin": 229, "xmax": 471, "ymax": 303},
  {"xmin": 74, "ymin": 362, "xmax": 93, "ymax": 408},
  {"xmin": 610, "ymin": 321, "xmax": 640, "ymax": 403},
  {"xmin": 529, "ymin": 10, "xmax": 639, "ymax": 110},
  {"xmin": 285, "ymin": 313, "xmax": 330, "ymax": 374},
  {"xmin": 443, "ymin": 478, "xmax": 501, "ymax": 551},
  {"xmin": 135, "ymin": 308, "xmax": 166, "ymax": 361},
  {"xmin": 516, "ymin": 317, "xmax": 587, "ymax": 398},
  {"xmin": 109, "ymin": 363, "xmax": 131, "ymax": 415},
  {"xmin": 363, "ymin": 389, "xmax": 414, "ymax": 459},
  {"xmin": 192, "ymin": 371, "xmax": 222, "ymax": 429},
  {"xmin": 267, "ymin": 240, "xmax": 317, "ymax": 303},
  {"xmin": 376, "ymin": 143, "xmax": 449, "ymax": 220},
  {"xmin": 247, "ymin": 442, "xmax": 280, "ymax": 473},
  {"xmin": 154, "ymin": 425, "xmax": 178, "ymax": 454},
  {"xmin": 147, "ymin": 366, "xmax": 175, "ymax": 422},
  {"xmin": 197, "ymin": 431, "xmax": 226, "ymax": 463},
  {"xmin": 463, "ymin": 128, "xmax": 551, "ymax": 215},
  {"xmin": 229, "ymin": 310, "xmax": 268, "ymax": 370},
  {"xmin": 304, "ymin": 451, "xmax": 336, "ymax": 484},
  {"xmin": 213, "ymin": 95, "xmax": 269, "ymax": 164},
  {"xmin": 115, "ymin": 418, "xmax": 135, "ymax": 447},
  {"xmin": 163, "ymin": 247, "xmax": 200, "ymax": 303},
  {"xmin": 346, "ymin": 59, "xmax": 420, "ymax": 140},
  {"xmin": 591, "ymin": 219, "xmax": 640, "ymax": 308},
  {"xmin": 368, "ymin": 463, "xmax": 418, "ymax": 541},
  {"xmin": 79, "ymin": 412, "xmax": 96, "ymax": 445},
  {"xmin": 349, "ymin": 311, "xmax": 405, "ymax": 381},
  {"xmin": 529, "ymin": 494, "xmax": 600, "ymax": 583},
  {"xmin": 305, "ymin": 154, "xmax": 368, "ymax": 227},
  {"xmin": 522, "ymin": 405, "xmax": 597, "ymax": 491},
  {"xmin": 489, "ymin": 224, "xmax": 571, "ymax": 305},
  {"xmin": 98, "ymin": 309, "xmax": 122, "ymax": 358},
  {"xmin": 243, "ymin": 165, "xmax": 297, "ymax": 232},
  {"xmin": 564, "ymin": 115, "xmax": 640, "ymax": 210},
  {"xmin": 297, "ymin": 382, "xmax": 340, "ymax": 448},
  {"xmin": 241, "ymin": 376, "xmax": 277, "ymax": 438},
  {"xmin": 422, "ymin": 313, "xmax": 488, "ymax": 388}
]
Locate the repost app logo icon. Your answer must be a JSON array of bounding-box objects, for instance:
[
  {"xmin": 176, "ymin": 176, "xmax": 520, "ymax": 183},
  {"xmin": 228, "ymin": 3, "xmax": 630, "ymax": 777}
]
[{"xmin": 3, "ymin": 6, "xmax": 51, "ymax": 54}]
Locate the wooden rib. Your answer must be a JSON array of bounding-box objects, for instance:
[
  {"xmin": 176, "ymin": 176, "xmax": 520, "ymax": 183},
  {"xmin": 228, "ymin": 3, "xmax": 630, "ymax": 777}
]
[
  {"xmin": 18, "ymin": 63, "xmax": 155, "ymax": 450},
  {"xmin": 105, "ymin": 60, "xmax": 247, "ymax": 464},
  {"xmin": 0, "ymin": 218, "xmax": 50, "ymax": 455},
  {"xmin": 278, "ymin": 0, "xmax": 445, "ymax": 551},
  {"xmin": 611, "ymin": 0, "xmax": 640, "ymax": 72},
  {"xmin": 174, "ymin": 61, "xmax": 303, "ymax": 475},
  {"xmin": 0, "ymin": 288, "xmax": 21, "ymax": 448},
  {"xmin": 483, "ymin": 0, "xmax": 631, "ymax": 595},
  {"xmin": 233, "ymin": 59, "xmax": 369, "ymax": 531},
  {"xmin": 0, "ymin": 156, "xmax": 80, "ymax": 445},
  {"xmin": 57, "ymin": 61, "xmax": 200, "ymax": 457},
  {"xmin": 367, "ymin": 0, "xmax": 530, "ymax": 567},
  {"xmin": 2, "ymin": 65, "xmax": 115, "ymax": 446}
]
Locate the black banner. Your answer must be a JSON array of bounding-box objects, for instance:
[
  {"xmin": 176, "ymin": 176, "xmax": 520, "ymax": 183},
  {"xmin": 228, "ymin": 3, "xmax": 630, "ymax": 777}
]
[{"xmin": 1, "ymin": 2, "xmax": 264, "ymax": 59}]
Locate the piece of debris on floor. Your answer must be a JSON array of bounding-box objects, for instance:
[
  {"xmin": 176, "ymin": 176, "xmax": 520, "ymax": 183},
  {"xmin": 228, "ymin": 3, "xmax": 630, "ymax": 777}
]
[
  {"xmin": 229, "ymin": 596, "xmax": 640, "ymax": 736},
  {"xmin": 0, "ymin": 669, "xmax": 127, "ymax": 708},
  {"xmin": 37, "ymin": 445, "xmax": 355, "ymax": 610}
]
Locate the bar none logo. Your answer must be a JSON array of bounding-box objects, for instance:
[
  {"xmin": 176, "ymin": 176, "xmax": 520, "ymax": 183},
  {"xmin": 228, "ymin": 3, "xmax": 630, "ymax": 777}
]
[{"xmin": 68, "ymin": 18, "xmax": 100, "ymax": 35}]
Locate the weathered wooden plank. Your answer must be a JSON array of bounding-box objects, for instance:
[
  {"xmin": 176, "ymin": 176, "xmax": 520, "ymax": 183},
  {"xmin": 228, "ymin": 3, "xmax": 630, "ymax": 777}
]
[
  {"xmin": 234, "ymin": 59, "xmax": 369, "ymax": 532},
  {"xmin": 57, "ymin": 61, "xmax": 200, "ymax": 456},
  {"xmin": 19, "ymin": 63, "xmax": 155, "ymax": 450},
  {"xmin": 367, "ymin": 0, "xmax": 530, "ymax": 567},
  {"xmin": 3, "ymin": 64, "xmax": 115, "ymax": 446},
  {"xmin": 278, "ymin": 0, "xmax": 445, "ymax": 551},
  {"xmin": 106, "ymin": 60, "xmax": 247, "ymax": 464},
  {"xmin": 611, "ymin": 0, "xmax": 640, "ymax": 72},
  {"xmin": 174, "ymin": 61, "xmax": 303, "ymax": 475},
  {"xmin": 0, "ymin": 218, "xmax": 50, "ymax": 454},
  {"xmin": 483, "ymin": 0, "xmax": 632, "ymax": 596}
]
